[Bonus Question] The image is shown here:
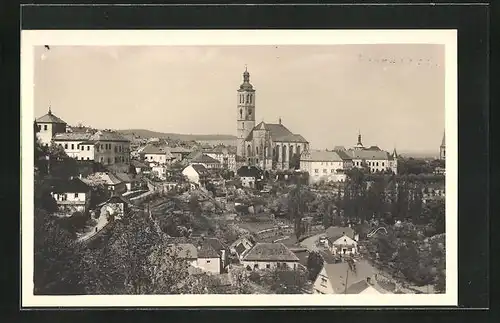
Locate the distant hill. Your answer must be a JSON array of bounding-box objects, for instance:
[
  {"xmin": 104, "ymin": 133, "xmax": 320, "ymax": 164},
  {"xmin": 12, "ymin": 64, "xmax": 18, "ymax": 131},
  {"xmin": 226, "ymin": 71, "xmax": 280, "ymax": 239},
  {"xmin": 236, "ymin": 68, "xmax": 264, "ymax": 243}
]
[
  {"xmin": 116, "ymin": 129, "xmax": 237, "ymax": 142},
  {"xmin": 398, "ymin": 151, "xmax": 440, "ymax": 159}
]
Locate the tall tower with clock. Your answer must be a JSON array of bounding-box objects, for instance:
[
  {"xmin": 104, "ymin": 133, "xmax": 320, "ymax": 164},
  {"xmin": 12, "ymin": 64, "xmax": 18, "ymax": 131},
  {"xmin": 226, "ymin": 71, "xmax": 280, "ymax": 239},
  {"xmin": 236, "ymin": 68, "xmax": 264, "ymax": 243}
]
[{"xmin": 236, "ymin": 66, "xmax": 256, "ymax": 158}]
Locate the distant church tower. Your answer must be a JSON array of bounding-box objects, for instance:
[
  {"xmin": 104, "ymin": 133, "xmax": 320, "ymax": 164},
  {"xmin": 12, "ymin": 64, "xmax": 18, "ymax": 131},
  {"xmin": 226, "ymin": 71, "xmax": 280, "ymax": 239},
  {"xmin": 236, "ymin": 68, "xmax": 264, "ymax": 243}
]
[
  {"xmin": 439, "ymin": 131, "xmax": 446, "ymax": 160},
  {"xmin": 354, "ymin": 130, "xmax": 364, "ymax": 150},
  {"xmin": 236, "ymin": 66, "xmax": 256, "ymax": 158}
]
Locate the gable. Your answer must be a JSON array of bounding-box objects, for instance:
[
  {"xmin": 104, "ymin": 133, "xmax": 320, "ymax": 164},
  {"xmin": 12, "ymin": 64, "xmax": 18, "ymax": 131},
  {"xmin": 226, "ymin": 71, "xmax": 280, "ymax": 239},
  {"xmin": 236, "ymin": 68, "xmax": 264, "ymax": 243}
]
[{"xmin": 332, "ymin": 235, "xmax": 357, "ymax": 246}]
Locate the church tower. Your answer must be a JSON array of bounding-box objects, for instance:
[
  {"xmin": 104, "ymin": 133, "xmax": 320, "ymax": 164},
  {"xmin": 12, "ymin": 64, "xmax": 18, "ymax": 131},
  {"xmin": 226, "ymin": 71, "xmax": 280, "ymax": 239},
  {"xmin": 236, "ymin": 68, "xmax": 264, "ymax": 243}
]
[
  {"xmin": 236, "ymin": 66, "xmax": 256, "ymax": 158},
  {"xmin": 439, "ymin": 131, "xmax": 446, "ymax": 160}
]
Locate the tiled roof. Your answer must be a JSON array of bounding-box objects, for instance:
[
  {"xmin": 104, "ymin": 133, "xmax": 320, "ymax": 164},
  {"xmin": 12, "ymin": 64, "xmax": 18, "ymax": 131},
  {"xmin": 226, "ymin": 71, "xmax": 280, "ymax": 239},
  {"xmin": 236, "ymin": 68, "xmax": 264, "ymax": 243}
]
[
  {"xmin": 348, "ymin": 148, "xmax": 391, "ymax": 160},
  {"xmin": 191, "ymin": 154, "xmax": 221, "ymax": 164},
  {"xmin": 322, "ymin": 260, "xmax": 378, "ymax": 294},
  {"xmin": 131, "ymin": 159, "xmax": 149, "ymax": 168},
  {"xmin": 50, "ymin": 177, "xmax": 90, "ymax": 193},
  {"xmin": 245, "ymin": 122, "xmax": 308, "ymax": 143},
  {"xmin": 89, "ymin": 131, "xmax": 129, "ymax": 142},
  {"xmin": 169, "ymin": 146, "xmax": 192, "ymax": 154},
  {"xmin": 140, "ymin": 144, "xmax": 169, "ymax": 155},
  {"xmin": 325, "ymin": 226, "xmax": 355, "ymax": 241},
  {"xmin": 197, "ymin": 242, "xmax": 220, "ymax": 258},
  {"xmin": 53, "ymin": 132, "xmax": 92, "ymax": 141},
  {"xmin": 335, "ymin": 150, "xmax": 353, "ymax": 160},
  {"xmin": 300, "ymin": 150, "xmax": 345, "ymax": 162},
  {"xmin": 242, "ymin": 243, "xmax": 300, "ymax": 262},
  {"xmin": 189, "ymin": 164, "xmax": 209, "ymax": 175},
  {"xmin": 53, "ymin": 130, "xmax": 129, "ymax": 142},
  {"xmin": 87, "ymin": 172, "xmax": 123, "ymax": 185},
  {"xmin": 36, "ymin": 110, "xmax": 67, "ymax": 124},
  {"xmin": 237, "ymin": 165, "xmax": 263, "ymax": 178}
]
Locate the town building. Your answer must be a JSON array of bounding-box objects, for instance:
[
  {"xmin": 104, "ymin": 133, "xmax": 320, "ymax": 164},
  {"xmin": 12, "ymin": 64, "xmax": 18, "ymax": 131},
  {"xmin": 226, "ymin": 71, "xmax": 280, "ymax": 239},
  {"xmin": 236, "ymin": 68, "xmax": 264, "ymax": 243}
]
[
  {"xmin": 241, "ymin": 242, "xmax": 301, "ymax": 271},
  {"xmin": 49, "ymin": 177, "xmax": 91, "ymax": 215},
  {"xmin": 229, "ymin": 235, "xmax": 256, "ymax": 260},
  {"xmin": 204, "ymin": 146, "xmax": 237, "ymax": 172},
  {"xmin": 189, "ymin": 153, "xmax": 222, "ymax": 170},
  {"xmin": 35, "ymin": 107, "xmax": 67, "ymax": 147},
  {"xmin": 299, "ymin": 150, "xmax": 353, "ymax": 184},
  {"xmin": 182, "ymin": 164, "xmax": 209, "ymax": 186},
  {"xmin": 236, "ymin": 165, "xmax": 264, "ymax": 189},
  {"xmin": 97, "ymin": 195, "xmax": 131, "ymax": 221},
  {"xmin": 140, "ymin": 144, "xmax": 176, "ymax": 165},
  {"xmin": 235, "ymin": 68, "xmax": 309, "ymax": 170},
  {"xmin": 439, "ymin": 132, "xmax": 446, "ymax": 161},
  {"xmin": 131, "ymin": 159, "xmax": 150, "ymax": 175},
  {"xmin": 336, "ymin": 132, "xmax": 398, "ymax": 174},
  {"xmin": 52, "ymin": 130, "xmax": 131, "ymax": 172},
  {"xmin": 168, "ymin": 237, "xmax": 229, "ymax": 274},
  {"xmin": 83, "ymin": 172, "xmax": 127, "ymax": 194},
  {"xmin": 313, "ymin": 259, "xmax": 387, "ymax": 294}
]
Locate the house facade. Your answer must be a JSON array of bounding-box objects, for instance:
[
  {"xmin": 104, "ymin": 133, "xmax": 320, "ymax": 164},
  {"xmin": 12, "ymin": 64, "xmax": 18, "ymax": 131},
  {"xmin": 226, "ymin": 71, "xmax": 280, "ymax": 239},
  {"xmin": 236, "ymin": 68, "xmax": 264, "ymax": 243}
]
[
  {"xmin": 241, "ymin": 242, "xmax": 301, "ymax": 271},
  {"xmin": 182, "ymin": 164, "xmax": 209, "ymax": 186},
  {"xmin": 50, "ymin": 177, "xmax": 91, "ymax": 214},
  {"xmin": 236, "ymin": 165, "xmax": 263, "ymax": 188},
  {"xmin": 53, "ymin": 130, "xmax": 131, "ymax": 171},
  {"xmin": 299, "ymin": 150, "xmax": 353, "ymax": 184},
  {"xmin": 205, "ymin": 146, "xmax": 237, "ymax": 172},
  {"xmin": 343, "ymin": 133, "xmax": 398, "ymax": 174}
]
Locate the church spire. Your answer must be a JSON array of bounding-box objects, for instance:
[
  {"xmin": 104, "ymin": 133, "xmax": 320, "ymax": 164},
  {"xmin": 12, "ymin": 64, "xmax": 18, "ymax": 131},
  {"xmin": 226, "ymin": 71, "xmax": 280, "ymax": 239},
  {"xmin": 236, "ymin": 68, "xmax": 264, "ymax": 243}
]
[
  {"xmin": 357, "ymin": 130, "xmax": 362, "ymax": 145},
  {"xmin": 48, "ymin": 105, "xmax": 52, "ymax": 115}
]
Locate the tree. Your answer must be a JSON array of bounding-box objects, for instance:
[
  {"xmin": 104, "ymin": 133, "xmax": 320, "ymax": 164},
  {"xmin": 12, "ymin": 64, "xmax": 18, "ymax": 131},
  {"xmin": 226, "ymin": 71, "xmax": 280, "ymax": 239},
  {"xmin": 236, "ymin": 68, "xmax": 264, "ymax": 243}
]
[
  {"xmin": 34, "ymin": 208, "xmax": 86, "ymax": 294},
  {"xmin": 259, "ymin": 268, "xmax": 308, "ymax": 294},
  {"xmin": 287, "ymin": 182, "xmax": 315, "ymax": 240},
  {"xmin": 306, "ymin": 251, "xmax": 324, "ymax": 281}
]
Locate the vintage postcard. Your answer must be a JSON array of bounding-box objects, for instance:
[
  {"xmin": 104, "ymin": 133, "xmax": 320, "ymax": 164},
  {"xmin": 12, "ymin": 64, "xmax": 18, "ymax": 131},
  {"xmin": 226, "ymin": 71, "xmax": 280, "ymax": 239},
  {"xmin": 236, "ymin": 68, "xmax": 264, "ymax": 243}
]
[{"xmin": 21, "ymin": 30, "xmax": 457, "ymax": 307}]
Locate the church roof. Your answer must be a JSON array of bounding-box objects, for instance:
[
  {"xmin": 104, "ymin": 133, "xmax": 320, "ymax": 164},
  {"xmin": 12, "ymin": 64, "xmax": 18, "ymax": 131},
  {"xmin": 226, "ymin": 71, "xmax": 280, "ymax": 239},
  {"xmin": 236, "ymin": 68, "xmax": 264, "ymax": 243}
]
[
  {"xmin": 36, "ymin": 109, "xmax": 67, "ymax": 124},
  {"xmin": 245, "ymin": 121, "xmax": 308, "ymax": 143}
]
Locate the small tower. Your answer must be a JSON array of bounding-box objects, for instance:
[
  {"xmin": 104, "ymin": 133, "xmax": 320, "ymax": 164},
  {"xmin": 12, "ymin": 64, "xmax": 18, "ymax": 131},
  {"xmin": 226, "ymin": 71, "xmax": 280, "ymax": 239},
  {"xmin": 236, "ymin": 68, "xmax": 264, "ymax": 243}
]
[
  {"xmin": 354, "ymin": 130, "xmax": 364, "ymax": 150},
  {"xmin": 236, "ymin": 66, "xmax": 256, "ymax": 158},
  {"xmin": 439, "ymin": 131, "xmax": 446, "ymax": 160}
]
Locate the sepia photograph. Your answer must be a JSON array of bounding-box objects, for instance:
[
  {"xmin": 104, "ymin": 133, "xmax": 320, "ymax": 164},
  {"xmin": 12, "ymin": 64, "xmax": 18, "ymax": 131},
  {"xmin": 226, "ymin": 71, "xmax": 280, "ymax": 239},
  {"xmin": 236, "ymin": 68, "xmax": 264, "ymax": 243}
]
[{"xmin": 21, "ymin": 30, "xmax": 457, "ymax": 307}]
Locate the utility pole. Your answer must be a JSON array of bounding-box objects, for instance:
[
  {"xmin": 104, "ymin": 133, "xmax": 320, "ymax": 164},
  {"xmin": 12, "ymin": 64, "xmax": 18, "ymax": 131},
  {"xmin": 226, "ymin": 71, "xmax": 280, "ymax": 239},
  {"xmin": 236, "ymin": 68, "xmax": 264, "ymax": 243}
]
[{"xmin": 344, "ymin": 265, "xmax": 349, "ymax": 294}]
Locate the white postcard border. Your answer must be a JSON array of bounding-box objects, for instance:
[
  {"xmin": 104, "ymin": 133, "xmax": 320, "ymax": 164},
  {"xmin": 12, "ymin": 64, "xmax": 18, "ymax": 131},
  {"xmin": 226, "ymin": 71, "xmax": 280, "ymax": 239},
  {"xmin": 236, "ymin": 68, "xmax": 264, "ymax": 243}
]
[{"xmin": 21, "ymin": 29, "xmax": 457, "ymax": 307}]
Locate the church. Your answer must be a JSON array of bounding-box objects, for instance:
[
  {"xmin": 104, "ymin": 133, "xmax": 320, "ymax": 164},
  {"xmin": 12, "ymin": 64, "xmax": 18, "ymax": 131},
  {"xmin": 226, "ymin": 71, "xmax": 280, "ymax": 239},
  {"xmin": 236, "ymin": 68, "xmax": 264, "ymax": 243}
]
[{"xmin": 236, "ymin": 68, "xmax": 309, "ymax": 171}]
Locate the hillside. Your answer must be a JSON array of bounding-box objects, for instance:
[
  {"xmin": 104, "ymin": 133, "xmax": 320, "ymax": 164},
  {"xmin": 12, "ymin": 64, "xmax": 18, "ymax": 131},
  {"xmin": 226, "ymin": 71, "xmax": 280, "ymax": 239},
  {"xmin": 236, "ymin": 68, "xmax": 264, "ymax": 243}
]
[{"xmin": 116, "ymin": 129, "xmax": 237, "ymax": 141}]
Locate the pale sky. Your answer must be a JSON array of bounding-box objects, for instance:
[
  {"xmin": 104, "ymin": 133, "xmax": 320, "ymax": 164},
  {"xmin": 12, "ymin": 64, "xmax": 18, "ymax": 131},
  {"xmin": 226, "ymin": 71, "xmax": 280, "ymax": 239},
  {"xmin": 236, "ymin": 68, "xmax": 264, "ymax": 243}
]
[{"xmin": 34, "ymin": 45, "xmax": 445, "ymax": 152}]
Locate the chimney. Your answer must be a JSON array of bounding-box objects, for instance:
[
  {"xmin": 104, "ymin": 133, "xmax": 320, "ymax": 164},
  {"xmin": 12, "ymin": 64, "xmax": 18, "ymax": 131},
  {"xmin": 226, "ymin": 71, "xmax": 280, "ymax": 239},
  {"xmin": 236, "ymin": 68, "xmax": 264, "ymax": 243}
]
[
  {"xmin": 279, "ymin": 117, "xmax": 282, "ymax": 124},
  {"xmin": 366, "ymin": 277, "xmax": 372, "ymax": 285}
]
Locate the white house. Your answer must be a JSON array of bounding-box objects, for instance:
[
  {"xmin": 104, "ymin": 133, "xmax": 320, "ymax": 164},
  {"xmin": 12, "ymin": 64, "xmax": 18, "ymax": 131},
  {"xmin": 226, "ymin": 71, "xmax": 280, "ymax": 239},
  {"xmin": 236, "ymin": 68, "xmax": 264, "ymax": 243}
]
[
  {"xmin": 324, "ymin": 226, "xmax": 359, "ymax": 256},
  {"xmin": 236, "ymin": 165, "xmax": 263, "ymax": 188},
  {"xmin": 190, "ymin": 153, "xmax": 222, "ymax": 170},
  {"xmin": 169, "ymin": 238, "xmax": 228, "ymax": 274},
  {"xmin": 299, "ymin": 150, "xmax": 353, "ymax": 185},
  {"xmin": 241, "ymin": 243, "xmax": 301, "ymax": 271},
  {"xmin": 50, "ymin": 177, "xmax": 91, "ymax": 214},
  {"xmin": 344, "ymin": 133, "xmax": 398, "ymax": 174},
  {"xmin": 313, "ymin": 259, "xmax": 387, "ymax": 294},
  {"xmin": 182, "ymin": 164, "xmax": 209, "ymax": 185},
  {"xmin": 140, "ymin": 144, "xmax": 176, "ymax": 165}
]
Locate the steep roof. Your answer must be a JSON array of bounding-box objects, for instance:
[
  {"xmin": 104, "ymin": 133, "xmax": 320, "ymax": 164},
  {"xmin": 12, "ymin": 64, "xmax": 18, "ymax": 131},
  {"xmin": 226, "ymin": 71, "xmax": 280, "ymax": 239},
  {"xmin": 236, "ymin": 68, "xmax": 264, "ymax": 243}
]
[
  {"xmin": 188, "ymin": 164, "xmax": 209, "ymax": 175},
  {"xmin": 348, "ymin": 148, "xmax": 391, "ymax": 160},
  {"xmin": 300, "ymin": 150, "xmax": 346, "ymax": 162},
  {"xmin": 242, "ymin": 243, "xmax": 300, "ymax": 262},
  {"xmin": 191, "ymin": 154, "xmax": 221, "ymax": 164},
  {"xmin": 36, "ymin": 109, "xmax": 67, "ymax": 124},
  {"xmin": 322, "ymin": 260, "xmax": 378, "ymax": 294},
  {"xmin": 169, "ymin": 146, "xmax": 192, "ymax": 154},
  {"xmin": 245, "ymin": 121, "xmax": 308, "ymax": 143},
  {"xmin": 168, "ymin": 243, "xmax": 198, "ymax": 259},
  {"xmin": 50, "ymin": 177, "xmax": 90, "ymax": 193},
  {"xmin": 344, "ymin": 279, "xmax": 387, "ymax": 294},
  {"xmin": 325, "ymin": 226, "xmax": 355, "ymax": 241}
]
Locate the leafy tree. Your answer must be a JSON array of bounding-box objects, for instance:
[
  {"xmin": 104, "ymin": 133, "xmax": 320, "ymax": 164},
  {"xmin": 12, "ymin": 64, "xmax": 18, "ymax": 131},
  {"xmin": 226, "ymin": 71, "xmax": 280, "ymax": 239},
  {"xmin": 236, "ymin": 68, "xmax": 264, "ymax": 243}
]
[
  {"xmin": 34, "ymin": 208, "xmax": 86, "ymax": 294},
  {"xmin": 287, "ymin": 182, "xmax": 315, "ymax": 240},
  {"xmin": 260, "ymin": 268, "xmax": 308, "ymax": 294},
  {"xmin": 306, "ymin": 251, "xmax": 324, "ymax": 281}
]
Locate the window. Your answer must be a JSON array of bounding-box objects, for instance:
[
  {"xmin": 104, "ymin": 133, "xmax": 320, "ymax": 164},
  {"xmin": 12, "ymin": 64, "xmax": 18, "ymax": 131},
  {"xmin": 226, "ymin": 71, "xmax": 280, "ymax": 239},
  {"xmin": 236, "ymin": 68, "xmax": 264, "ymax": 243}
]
[
  {"xmin": 119, "ymin": 146, "xmax": 122, "ymax": 152},
  {"xmin": 75, "ymin": 193, "xmax": 79, "ymax": 198},
  {"xmin": 115, "ymin": 157, "xmax": 119, "ymax": 163},
  {"xmin": 43, "ymin": 125, "xmax": 47, "ymax": 130},
  {"xmin": 64, "ymin": 144, "xmax": 68, "ymax": 149},
  {"xmin": 240, "ymin": 109, "xmax": 243, "ymax": 119},
  {"xmin": 323, "ymin": 169, "xmax": 327, "ymax": 173},
  {"xmin": 376, "ymin": 162, "xmax": 379, "ymax": 166},
  {"xmin": 107, "ymin": 158, "xmax": 111, "ymax": 164},
  {"xmin": 331, "ymin": 169, "xmax": 335, "ymax": 173},
  {"xmin": 382, "ymin": 162, "xmax": 384, "ymax": 167},
  {"xmin": 314, "ymin": 169, "xmax": 319, "ymax": 173},
  {"xmin": 254, "ymin": 263, "xmax": 259, "ymax": 269},
  {"xmin": 80, "ymin": 145, "xmax": 84, "ymax": 151},
  {"xmin": 87, "ymin": 157, "xmax": 90, "ymax": 160},
  {"xmin": 206, "ymin": 260, "xmax": 211, "ymax": 264}
]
